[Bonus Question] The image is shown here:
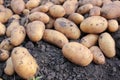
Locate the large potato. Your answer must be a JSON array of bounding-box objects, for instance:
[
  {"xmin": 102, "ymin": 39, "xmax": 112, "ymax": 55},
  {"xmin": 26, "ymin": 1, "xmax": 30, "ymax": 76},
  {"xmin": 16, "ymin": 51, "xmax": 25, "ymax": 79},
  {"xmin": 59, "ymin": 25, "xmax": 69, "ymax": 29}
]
[
  {"xmin": 62, "ymin": 42, "xmax": 93, "ymax": 66},
  {"xmin": 89, "ymin": 6, "xmax": 101, "ymax": 16},
  {"xmin": 11, "ymin": 47, "xmax": 39, "ymax": 79},
  {"xmin": 90, "ymin": 46, "xmax": 105, "ymax": 64},
  {"xmin": 80, "ymin": 16, "xmax": 108, "ymax": 33},
  {"xmin": 0, "ymin": 49, "xmax": 9, "ymax": 61},
  {"xmin": 26, "ymin": 21, "xmax": 45, "ymax": 42},
  {"xmin": 108, "ymin": 19, "xmax": 118, "ymax": 32},
  {"xmin": 43, "ymin": 29, "xmax": 69, "ymax": 48},
  {"xmin": 28, "ymin": 12, "xmax": 50, "ymax": 23},
  {"xmin": 54, "ymin": 18, "xmax": 81, "ymax": 39},
  {"xmin": 0, "ymin": 22, "xmax": 6, "ymax": 36},
  {"xmin": 80, "ymin": 34, "xmax": 98, "ymax": 48},
  {"xmin": 98, "ymin": 32, "xmax": 116, "ymax": 58}
]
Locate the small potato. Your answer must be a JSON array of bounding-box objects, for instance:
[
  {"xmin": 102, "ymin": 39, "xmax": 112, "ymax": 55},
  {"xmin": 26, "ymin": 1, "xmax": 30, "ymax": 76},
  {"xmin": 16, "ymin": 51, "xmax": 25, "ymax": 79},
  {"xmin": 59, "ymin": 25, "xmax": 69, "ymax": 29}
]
[
  {"xmin": 89, "ymin": 6, "xmax": 101, "ymax": 16},
  {"xmin": 0, "ymin": 22, "xmax": 6, "ymax": 36},
  {"xmin": 68, "ymin": 13, "xmax": 84, "ymax": 24},
  {"xmin": 99, "ymin": 32, "xmax": 116, "ymax": 58},
  {"xmin": 46, "ymin": 17, "xmax": 55, "ymax": 29},
  {"xmin": 28, "ymin": 12, "xmax": 50, "ymax": 23},
  {"xmin": 77, "ymin": 4, "xmax": 93, "ymax": 14},
  {"xmin": 0, "ymin": 49, "xmax": 9, "ymax": 61},
  {"xmin": 49, "ymin": 5, "xmax": 65, "ymax": 18},
  {"xmin": 0, "ymin": 0, "xmax": 3, "ymax": 5},
  {"xmin": 108, "ymin": 19, "xmax": 119, "ymax": 32},
  {"xmin": 11, "ymin": 0, "xmax": 25, "ymax": 14},
  {"xmin": 26, "ymin": 21, "xmax": 45, "ymax": 42},
  {"xmin": 23, "ymin": 9, "xmax": 30, "ymax": 16},
  {"xmin": 4, "ymin": 57, "xmax": 14, "ymax": 76},
  {"xmin": 11, "ymin": 47, "xmax": 39, "ymax": 79},
  {"xmin": 90, "ymin": 46, "xmax": 105, "ymax": 64},
  {"xmin": 80, "ymin": 34, "xmax": 98, "ymax": 48},
  {"xmin": 62, "ymin": 42, "xmax": 93, "ymax": 66},
  {"xmin": 80, "ymin": 16, "xmax": 108, "ymax": 34},
  {"xmin": 43, "ymin": 29, "xmax": 69, "ymax": 48}
]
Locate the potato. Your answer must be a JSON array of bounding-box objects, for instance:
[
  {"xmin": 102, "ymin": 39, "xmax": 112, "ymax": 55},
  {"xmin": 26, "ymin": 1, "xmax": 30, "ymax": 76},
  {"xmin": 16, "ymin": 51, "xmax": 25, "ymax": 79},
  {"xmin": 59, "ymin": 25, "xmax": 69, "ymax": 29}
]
[
  {"xmin": 54, "ymin": 18, "xmax": 81, "ymax": 39},
  {"xmin": 43, "ymin": 29, "xmax": 69, "ymax": 48},
  {"xmin": 80, "ymin": 34, "xmax": 98, "ymax": 48},
  {"xmin": 11, "ymin": 0, "xmax": 25, "ymax": 14},
  {"xmin": 0, "ymin": 38, "xmax": 14, "ymax": 51},
  {"xmin": 49, "ymin": 5, "xmax": 65, "ymax": 18},
  {"xmin": 0, "ymin": 49, "xmax": 9, "ymax": 61},
  {"xmin": 28, "ymin": 12, "xmax": 50, "ymax": 23},
  {"xmin": 23, "ymin": 9, "xmax": 30, "ymax": 16},
  {"xmin": 108, "ymin": 19, "xmax": 118, "ymax": 32},
  {"xmin": 62, "ymin": 42, "xmax": 93, "ymax": 66},
  {"xmin": 10, "ymin": 14, "xmax": 20, "ymax": 20},
  {"xmin": 4, "ymin": 57, "xmax": 14, "ymax": 76},
  {"xmin": 46, "ymin": 17, "xmax": 55, "ymax": 29},
  {"xmin": 0, "ymin": 0, "xmax": 3, "ymax": 5},
  {"xmin": 89, "ymin": 6, "xmax": 101, "ymax": 16},
  {"xmin": 80, "ymin": 16, "xmax": 108, "ymax": 34},
  {"xmin": 11, "ymin": 47, "xmax": 39, "ymax": 79},
  {"xmin": 63, "ymin": 0, "xmax": 78, "ymax": 15},
  {"xmin": 26, "ymin": 0, "xmax": 41, "ymax": 10},
  {"xmin": 4, "ymin": 8, "xmax": 13, "ymax": 21},
  {"xmin": 0, "ymin": 22, "xmax": 6, "ymax": 36},
  {"xmin": 26, "ymin": 21, "xmax": 45, "ymax": 42},
  {"xmin": 90, "ymin": 46, "xmax": 105, "ymax": 64},
  {"xmin": 68, "ymin": 13, "xmax": 84, "ymax": 24},
  {"xmin": 98, "ymin": 32, "xmax": 116, "ymax": 58},
  {"xmin": 10, "ymin": 26, "xmax": 26, "ymax": 46},
  {"xmin": 77, "ymin": 4, "xmax": 93, "ymax": 14}
]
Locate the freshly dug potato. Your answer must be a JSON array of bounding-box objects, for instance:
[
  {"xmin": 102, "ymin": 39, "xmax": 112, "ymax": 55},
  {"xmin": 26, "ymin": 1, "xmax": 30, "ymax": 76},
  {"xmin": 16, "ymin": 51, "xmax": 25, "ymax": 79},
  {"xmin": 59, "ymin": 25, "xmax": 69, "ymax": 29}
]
[
  {"xmin": 4, "ymin": 57, "xmax": 14, "ymax": 76},
  {"xmin": 77, "ymin": 4, "xmax": 93, "ymax": 14},
  {"xmin": 80, "ymin": 34, "xmax": 98, "ymax": 48},
  {"xmin": 68, "ymin": 13, "xmax": 84, "ymax": 24},
  {"xmin": 62, "ymin": 42, "xmax": 93, "ymax": 66},
  {"xmin": 98, "ymin": 32, "xmax": 116, "ymax": 58},
  {"xmin": 89, "ymin": 6, "xmax": 101, "ymax": 16},
  {"xmin": 46, "ymin": 17, "xmax": 55, "ymax": 29},
  {"xmin": 4, "ymin": 8, "xmax": 13, "ymax": 21},
  {"xmin": 11, "ymin": 47, "xmax": 39, "ymax": 79},
  {"xmin": 0, "ymin": 49, "xmax": 9, "ymax": 61},
  {"xmin": 10, "ymin": 26, "xmax": 26, "ymax": 46},
  {"xmin": 26, "ymin": 0, "xmax": 41, "ymax": 10},
  {"xmin": 108, "ymin": 19, "xmax": 118, "ymax": 32},
  {"xmin": 0, "ymin": 22, "xmax": 6, "ymax": 36},
  {"xmin": 26, "ymin": 21, "xmax": 45, "ymax": 42},
  {"xmin": 54, "ymin": 18, "xmax": 81, "ymax": 39},
  {"xmin": 49, "ymin": 5, "xmax": 65, "ymax": 18},
  {"xmin": 90, "ymin": 46, "xmax": 105, "ymax": 64},
  {"xmin": 11, "ymin": 0, "xmax": 25, "ymax": 14},
  {"xmin": 28, "ymin": 12, "xmax": 50, "ymax": 23},
  {"xmin": 10, "ymin": 14, "xmax": 20, "ymax": 20},
  {"xmin": 63, "ymin": 0, "xmax": 78, "ymax": 15},
  {"xmin": 80, "ymin": 16, "xmax": 108, "ymax": 33},
  {"xmin": 0, "ymin": 38, "xmax": 14, "ymax": 51},
  {"xmin": 43, "ymin": 29, "xmax": 69, "ymax": 48},
  {"xmin": 0, "ymin": 0, "xmax": 3, "ymax": 5},
  {"xmin": 23, "ymin": 9, "xmax": 30, "ymax": 16}
]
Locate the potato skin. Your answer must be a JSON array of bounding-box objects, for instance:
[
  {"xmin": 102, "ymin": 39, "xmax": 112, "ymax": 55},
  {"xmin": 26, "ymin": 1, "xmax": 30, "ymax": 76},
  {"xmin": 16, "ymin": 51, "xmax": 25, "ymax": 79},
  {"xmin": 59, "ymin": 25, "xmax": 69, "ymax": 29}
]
[
  {"xmin": 89, "ymin": 6, "xmax": 101, "ymax": 16},
  {"xmin": 80, "ymin": 34, "xmax": 98, "ymax": 48},
  {"xmin": 26, "ymin": 21, "xmax": 45, "ymax": 42},
  {"xmin": 54, "ymin": 18, "xmax": 81, "ymax": 39},
  {"xmin": 62, "ymin": 42, "xmax": 93, "ymax": 66},
  {"xmin": 80, "ymin": 16, "xmax": 108, "ymax": 33},
  {"xmin": 11, "ymin": 47, "xmax": 39, "ymax": 79},
  {"xmin": 43, "ymin": 29, "xmax": 69, "ymax": 48},
  {"xmin": 90, "ymin": 46, "xmax": 105, "ymax": 64},
  {"xmin": 98, "ymin": 32, "xmax": 116, "ymax": 58},
  {"xmin": 0, "ymin": 22, "xmax": 6, "ymax": 36},
  {"xmin": 0, "ymin": 49, "xmax": 9, "ymax": 61},
  {"xmin": 108, "ymin": 19, "xmax": 118, "ymax": 32},
  {"xmin": 0, "ymin": 0, "xmax": 3, "ymax": 5},
  {"xmin": 46, "ymin": 17, "xmax": 55, "ymax": 29}
]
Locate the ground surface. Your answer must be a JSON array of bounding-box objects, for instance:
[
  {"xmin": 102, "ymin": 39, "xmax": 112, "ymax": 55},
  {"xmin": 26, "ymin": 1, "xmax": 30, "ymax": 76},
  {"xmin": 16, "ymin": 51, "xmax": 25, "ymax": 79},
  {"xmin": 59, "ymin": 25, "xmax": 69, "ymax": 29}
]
[{"xmin": 1, "ymin": 0, "xmax": 120, "ymax": 80}]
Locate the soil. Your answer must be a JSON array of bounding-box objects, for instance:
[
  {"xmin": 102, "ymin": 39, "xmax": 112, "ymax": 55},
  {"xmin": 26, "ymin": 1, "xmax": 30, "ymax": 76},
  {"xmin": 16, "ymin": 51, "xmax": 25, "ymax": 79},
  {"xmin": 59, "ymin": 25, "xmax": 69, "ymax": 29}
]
[{"xmin": 1, "ymin": 0, "xmax": 120, "ymax": 80}]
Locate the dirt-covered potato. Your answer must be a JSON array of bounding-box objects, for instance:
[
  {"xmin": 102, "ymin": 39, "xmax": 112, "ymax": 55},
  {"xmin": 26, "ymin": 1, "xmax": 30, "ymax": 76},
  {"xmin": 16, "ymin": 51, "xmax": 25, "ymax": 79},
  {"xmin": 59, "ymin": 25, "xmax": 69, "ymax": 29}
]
[
  {"xmin": 80, "ymin": 34, "xmax": 98, "ymax": 48},
  {"xmin": 54, "ymin": 18, "xmax": 81, "ymax": 39},
  {"xmin": 90, "ymin": 46, "xmax": 105, "ymax": 64},
  {"xmin": 0, "ymin": 38, "xmax": 14, "ymax": 51},
  {"xmin": 108, "ymin": 19, "xmax": 118, "ymax": 32},
  {"xmin": 77, "ymin": 4, "xmax": 93, "ymax": 14},
  {"xmin": 11, "ymin": 0, "xmax": 25, "ymax": 14},
  {"xmin": 43, "ymin": 29, "xmax": 69, "ymax": 48},
  {"xmin": 11, "ymin": 47, "xmax": 39, "ymax": 79},
  {"xmin": 99, "ymin": 32, "xmax": 116, "ymax": 58},
  {"xmin": 4, "ymin": 57, "xmax": 14, "ymax": 76},
  {"xmin": 28, "ymin": 12, "xmax": 50, "ymax": 23},
  {"xmin": 26, "ymin": 21, "xmax": 45, "ymax": 42},
  {"xmin": 46, "ymin": 17, "xmax": 55, "ymax": 29},
  {"xmin": 0, "ymin": 0, "xmax": 3, "ymax": 5},
  {"xmin": 23, "ymin": 9, "xmax": 30, "ymax": 16},
  {"xmin": 49, "ymin": 5, "xmax": 65, "ymax": 18},
  {"xmin": 62, "ymin": 42, "xmax": 93, "ymax": 66},
  {"xmin": 0, "ymin": 22, "xmax": 6, "ymax": 36},
  {"xmin": 89, "ymin": 6, "xmax": 101, "ymax": 16},
  {"xmin": 80, "ymin": 16, "xmax": 108, "ymax": 33},
  {"xmin": 0, "ymin": 49, "xmax": 9, "ymax": 61},
  {"xmin": 68, "ymin": 13, "xmax": 84, "ymax": 24}
]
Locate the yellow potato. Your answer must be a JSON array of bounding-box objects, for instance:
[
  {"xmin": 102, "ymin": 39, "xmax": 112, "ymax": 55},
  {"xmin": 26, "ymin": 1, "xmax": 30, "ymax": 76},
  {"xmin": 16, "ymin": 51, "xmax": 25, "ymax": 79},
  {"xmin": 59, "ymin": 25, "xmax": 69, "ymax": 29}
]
[
  {"xmin": 0, "ymin": 22, "xmax": 6, "ymax": 36},
  {"xmin": 0, "ymin": 49, "xmax": 9, "ymax": 61},
  {"xmin": 62, "ymin": 42, "xmax": 93, "ymax": 66}
]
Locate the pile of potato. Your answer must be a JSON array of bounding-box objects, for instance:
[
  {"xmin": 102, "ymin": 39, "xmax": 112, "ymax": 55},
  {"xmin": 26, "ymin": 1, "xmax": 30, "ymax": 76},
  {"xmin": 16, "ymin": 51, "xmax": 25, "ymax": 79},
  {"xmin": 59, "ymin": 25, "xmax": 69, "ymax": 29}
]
[{"xmin": 0, "ymin": 0, "xmax": 120, "ymax": 79}]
